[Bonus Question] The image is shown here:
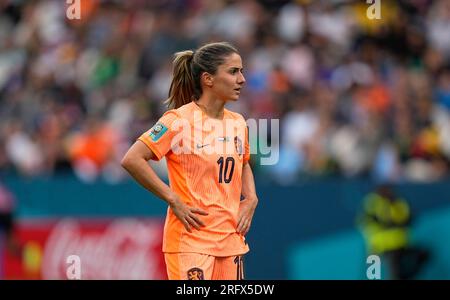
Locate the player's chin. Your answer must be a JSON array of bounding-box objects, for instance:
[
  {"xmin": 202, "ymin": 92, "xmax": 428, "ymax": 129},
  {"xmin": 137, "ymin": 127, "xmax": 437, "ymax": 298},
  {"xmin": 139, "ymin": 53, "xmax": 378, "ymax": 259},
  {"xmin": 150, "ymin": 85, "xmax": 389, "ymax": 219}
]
[{"xmin": 229, "ymin": 93, "xmax": 240, "ymax": 101}]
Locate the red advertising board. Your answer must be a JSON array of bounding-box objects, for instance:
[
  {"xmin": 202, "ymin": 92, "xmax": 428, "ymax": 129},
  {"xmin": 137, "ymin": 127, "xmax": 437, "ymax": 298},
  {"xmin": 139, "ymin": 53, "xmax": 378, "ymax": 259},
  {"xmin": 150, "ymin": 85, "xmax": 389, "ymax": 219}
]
[{"xmin": 2, "ymin": 218, "xmax": 167, "ymax": 279}]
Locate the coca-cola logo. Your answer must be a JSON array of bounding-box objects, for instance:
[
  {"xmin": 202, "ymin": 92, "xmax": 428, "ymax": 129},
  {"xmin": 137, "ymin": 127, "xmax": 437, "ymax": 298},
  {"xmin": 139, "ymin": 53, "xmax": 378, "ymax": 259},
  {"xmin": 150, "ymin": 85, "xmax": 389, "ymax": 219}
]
[{"xmin": 41, "ymin": 218, "xmax": 164, "ymax": 279}]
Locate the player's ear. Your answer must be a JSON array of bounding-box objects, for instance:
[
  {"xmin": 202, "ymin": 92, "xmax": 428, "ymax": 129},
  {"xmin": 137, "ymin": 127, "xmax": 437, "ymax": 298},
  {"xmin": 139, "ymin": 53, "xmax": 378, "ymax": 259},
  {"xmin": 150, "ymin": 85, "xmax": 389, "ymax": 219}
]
[{"xmin": 201, "ymin": 72, "xmax": 214, "ymax": 88}]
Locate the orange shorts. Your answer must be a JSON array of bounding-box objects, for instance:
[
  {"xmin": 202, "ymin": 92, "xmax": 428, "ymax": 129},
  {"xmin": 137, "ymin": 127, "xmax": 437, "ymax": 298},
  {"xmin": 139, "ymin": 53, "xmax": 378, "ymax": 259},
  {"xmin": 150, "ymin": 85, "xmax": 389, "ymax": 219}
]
[{"xmin": 164, "ymin": 253, "xmax": 245, "ymax": 280}]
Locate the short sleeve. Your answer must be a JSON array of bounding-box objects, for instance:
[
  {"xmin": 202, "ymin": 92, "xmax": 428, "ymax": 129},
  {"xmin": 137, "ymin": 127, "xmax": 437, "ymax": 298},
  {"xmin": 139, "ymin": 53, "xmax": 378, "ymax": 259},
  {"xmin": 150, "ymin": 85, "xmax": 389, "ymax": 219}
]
[{"xmin": 138, "ymin": 111, "xmax": 180, "ymax": 161}]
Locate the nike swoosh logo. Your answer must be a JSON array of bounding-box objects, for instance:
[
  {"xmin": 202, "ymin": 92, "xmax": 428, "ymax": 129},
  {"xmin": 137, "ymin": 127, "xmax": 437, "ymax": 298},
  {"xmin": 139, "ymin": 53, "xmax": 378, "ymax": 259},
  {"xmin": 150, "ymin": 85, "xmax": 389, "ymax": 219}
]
[{"xmin": 196, "ymin": 143, "xmax": 210, "ymax": 149}]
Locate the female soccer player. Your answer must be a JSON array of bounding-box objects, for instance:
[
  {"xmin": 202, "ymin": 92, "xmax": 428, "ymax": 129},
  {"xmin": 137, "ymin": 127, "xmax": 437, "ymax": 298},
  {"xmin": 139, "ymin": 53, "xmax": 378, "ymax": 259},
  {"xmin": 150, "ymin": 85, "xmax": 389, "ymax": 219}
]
[{"xmin": 121, "ymin": 42, "xmax": 258, "ymax": 280}]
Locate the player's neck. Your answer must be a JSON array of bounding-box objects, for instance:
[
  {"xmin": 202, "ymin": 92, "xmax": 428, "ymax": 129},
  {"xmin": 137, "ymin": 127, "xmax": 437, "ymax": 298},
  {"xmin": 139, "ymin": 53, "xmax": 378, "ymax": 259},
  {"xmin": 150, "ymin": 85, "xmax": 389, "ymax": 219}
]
[{"xmin": 195, "ymin": 97, "xmax": 225, "ymax": 120}]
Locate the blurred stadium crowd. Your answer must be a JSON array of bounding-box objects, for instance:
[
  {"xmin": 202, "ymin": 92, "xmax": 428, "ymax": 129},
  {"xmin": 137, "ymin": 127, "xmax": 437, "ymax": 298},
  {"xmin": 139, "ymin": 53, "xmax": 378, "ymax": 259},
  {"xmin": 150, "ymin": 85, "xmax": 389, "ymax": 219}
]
[{"xmin": 0, "ymin": 0, "xmax": 450, "ymax": 184}]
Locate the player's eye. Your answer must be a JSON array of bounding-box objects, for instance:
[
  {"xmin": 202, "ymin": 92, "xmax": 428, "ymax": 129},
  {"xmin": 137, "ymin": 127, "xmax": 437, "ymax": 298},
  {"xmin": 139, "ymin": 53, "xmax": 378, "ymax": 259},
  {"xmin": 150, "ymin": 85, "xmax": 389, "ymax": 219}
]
[{"xmin": 230, "ymin": 69, "xmax": 243, "ymax": 75}]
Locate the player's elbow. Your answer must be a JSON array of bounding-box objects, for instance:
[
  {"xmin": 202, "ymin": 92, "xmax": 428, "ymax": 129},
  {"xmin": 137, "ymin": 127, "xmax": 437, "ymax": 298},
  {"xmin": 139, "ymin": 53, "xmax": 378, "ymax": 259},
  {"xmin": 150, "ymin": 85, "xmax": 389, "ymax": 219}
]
[{"xmin": 120, "ymin": 153, "xmax": 134, "ymax": 171}]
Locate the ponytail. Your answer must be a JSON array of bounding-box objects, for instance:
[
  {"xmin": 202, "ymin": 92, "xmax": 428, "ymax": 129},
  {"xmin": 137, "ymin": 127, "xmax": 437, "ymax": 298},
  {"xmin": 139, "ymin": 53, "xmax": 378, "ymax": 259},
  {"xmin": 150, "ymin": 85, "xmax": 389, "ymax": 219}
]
[{"xmin": 165, "ymin": 50, "xmax": 196, "ymax": 109}]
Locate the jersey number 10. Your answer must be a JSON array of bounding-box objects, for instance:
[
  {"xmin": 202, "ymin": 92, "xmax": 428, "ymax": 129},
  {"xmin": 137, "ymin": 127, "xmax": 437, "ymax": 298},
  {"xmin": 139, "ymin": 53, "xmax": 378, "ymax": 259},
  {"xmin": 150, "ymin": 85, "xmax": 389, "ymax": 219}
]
[{"xmin": 217, "ymin": 157, "xmax": 235, "ymax": 183}]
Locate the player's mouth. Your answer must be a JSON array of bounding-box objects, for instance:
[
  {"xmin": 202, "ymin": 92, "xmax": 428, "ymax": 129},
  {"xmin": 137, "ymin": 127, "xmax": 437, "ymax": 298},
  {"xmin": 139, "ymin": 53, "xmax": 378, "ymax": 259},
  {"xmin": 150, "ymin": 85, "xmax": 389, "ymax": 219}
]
[{"xmin": 234, "ymin": 88, "xmax": 241, "ymax": 94}]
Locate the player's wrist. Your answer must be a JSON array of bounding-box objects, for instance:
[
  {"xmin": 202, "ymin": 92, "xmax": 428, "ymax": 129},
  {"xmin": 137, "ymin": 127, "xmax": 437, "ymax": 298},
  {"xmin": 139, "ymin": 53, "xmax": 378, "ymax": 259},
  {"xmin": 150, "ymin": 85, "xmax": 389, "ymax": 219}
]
[{"xmin": 165, "ymin": 192, "xmax": 181, "ymax": 207}]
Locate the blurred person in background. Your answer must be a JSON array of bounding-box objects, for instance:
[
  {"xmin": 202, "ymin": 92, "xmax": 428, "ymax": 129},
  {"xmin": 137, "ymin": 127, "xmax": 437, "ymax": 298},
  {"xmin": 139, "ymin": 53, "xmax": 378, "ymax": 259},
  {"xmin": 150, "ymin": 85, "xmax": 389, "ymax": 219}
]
[
  {"xmin": 357, "ymin": 184, "xmax": 429, "ymax": 279},
  {"xmin": 65, "ymin": 115, "xmax": 120, "ymax": 183},
  {"xmin": 0, "ymin": 182, "xmax": 21, "ymax": 279},
  {"xmin": 121, "ymin": 42, "xmax": 258, "ymax": 280}
]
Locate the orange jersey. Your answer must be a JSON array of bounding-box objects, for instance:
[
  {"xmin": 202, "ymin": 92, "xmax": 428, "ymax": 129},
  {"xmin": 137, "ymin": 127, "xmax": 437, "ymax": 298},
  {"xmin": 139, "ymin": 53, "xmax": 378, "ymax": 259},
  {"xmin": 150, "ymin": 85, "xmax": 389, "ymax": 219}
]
[{"xmin": 138, "ymin": 101, "xmax": 250, "ymax": 256}]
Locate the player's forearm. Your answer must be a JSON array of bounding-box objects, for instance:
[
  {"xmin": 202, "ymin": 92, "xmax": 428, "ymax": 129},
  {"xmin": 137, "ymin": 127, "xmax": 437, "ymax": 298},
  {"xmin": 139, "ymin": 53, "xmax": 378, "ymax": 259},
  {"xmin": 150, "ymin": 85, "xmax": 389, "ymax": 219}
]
[
  {"xmin": 121, "ymin": 157, "xmax": 177, "ymax": 205},
  {"xmin": 241, "ymin": 163, "xmax": 258, "ymax": 203}
]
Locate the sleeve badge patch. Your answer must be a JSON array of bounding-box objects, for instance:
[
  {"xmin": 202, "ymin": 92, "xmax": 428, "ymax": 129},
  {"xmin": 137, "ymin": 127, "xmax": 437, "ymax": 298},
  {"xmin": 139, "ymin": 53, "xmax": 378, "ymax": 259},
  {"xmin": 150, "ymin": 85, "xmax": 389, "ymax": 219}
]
[{"xmin": 149, "ymin": 123, "xmax": 168, "ymax": 142}]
